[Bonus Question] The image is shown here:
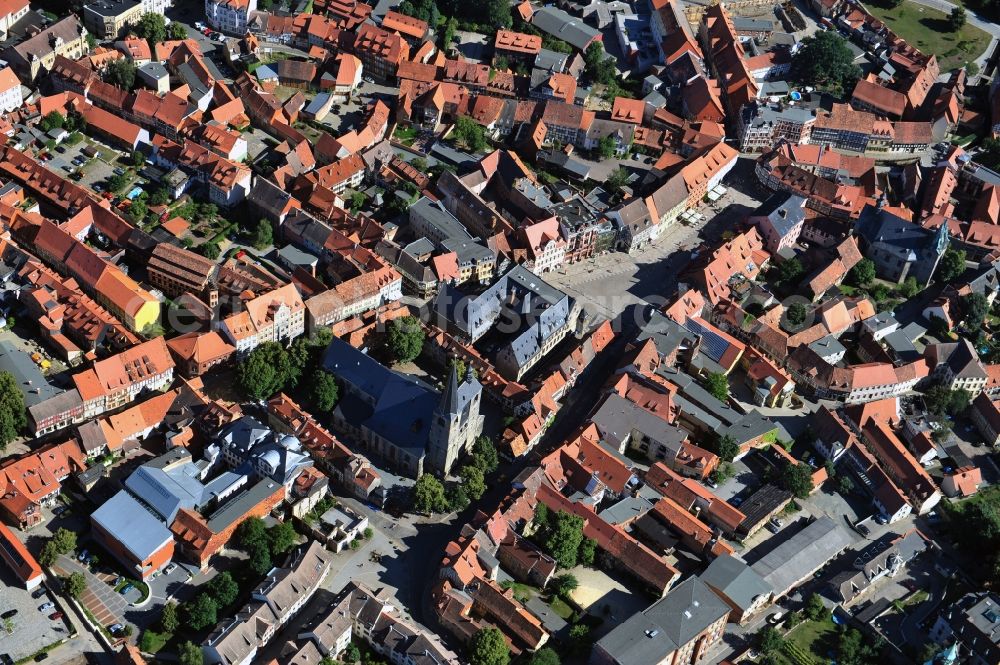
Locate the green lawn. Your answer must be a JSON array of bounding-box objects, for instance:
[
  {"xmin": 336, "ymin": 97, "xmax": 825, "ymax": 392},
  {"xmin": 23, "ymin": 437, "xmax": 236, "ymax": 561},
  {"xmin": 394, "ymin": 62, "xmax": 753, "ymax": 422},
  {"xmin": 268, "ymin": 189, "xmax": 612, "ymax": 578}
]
[
  {"xmin": 500, "ymin": 580, "xmax": 538, "ymax": 603},
  {"xmin": 767, "ymin": 620, "xmax": 840, "ymax": 665},
  {"xmin": 139, "ymin": 629, "xmax": 171, "ymax": 654},
  {"xmin": 864, "ymin": 0, "xmax": 991, "ymax": 72},
  {"xmin": 549, "ymin": 596, "xmax": 575, "ymax": 620}
]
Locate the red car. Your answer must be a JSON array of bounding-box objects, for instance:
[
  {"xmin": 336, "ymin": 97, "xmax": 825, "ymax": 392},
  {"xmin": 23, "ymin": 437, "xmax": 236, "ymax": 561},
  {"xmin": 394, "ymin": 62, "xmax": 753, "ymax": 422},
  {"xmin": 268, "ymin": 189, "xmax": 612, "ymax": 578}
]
[
  {"xmin": 202, "ymin": 27, "xmax": 212, "ymax": 35},
  {"xmin": 48, "ymin": 612, "xmax": 63, "ymax": 620}
]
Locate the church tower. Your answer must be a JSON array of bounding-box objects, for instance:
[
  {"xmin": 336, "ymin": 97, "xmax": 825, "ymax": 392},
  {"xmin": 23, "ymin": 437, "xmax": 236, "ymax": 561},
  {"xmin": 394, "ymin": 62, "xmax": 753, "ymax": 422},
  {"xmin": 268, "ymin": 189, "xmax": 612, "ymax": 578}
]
[{"xmin": 427, "ymin": 363, "xmax": 484, "ymax": 476}]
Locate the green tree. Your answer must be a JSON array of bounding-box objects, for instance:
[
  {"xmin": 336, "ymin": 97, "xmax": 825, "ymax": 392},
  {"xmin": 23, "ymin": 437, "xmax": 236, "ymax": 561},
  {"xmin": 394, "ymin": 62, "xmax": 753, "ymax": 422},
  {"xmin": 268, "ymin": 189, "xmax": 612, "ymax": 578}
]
[
  {"xmin": 545, "ymin": 510, "xmax": 585, "ymax": 568},
  {"xmin": 106, "ymin": 59, "xmax": 137, "ymax": 90},
  {"xmin": 442, "ymin": 17, "xmax": 458, "ymax": 51},
  {"xmin": 252, "ymin": 218, "xmax": 273, "ymax": 249},
  {"xmin": 967, "ymin": 61, "xmax": 980, "ymax": 76},
  {"xmin": 837, "ymin": 474, "xmax": 855, "ymax": 495},
  {"xmin": 309, "ymin": 369, "xmax": 339, "ymax": 412},
  {"xmin": 568, "ymin": 624, "xmax": 591, "ymax": 652},
  {"xmin": 486, "ymin": 0, "xmax": 513, "ymax": 28},
  {"xmin": 776, "ymin": 258, "xmax": 804, "ymax": 285},
  {"xmin": 757, "ymin": 626, "xmax": 785, "ymax": 655},
  {"xmin": 529, "ymin": 647, "xmax": 560, "ymax": 665},
  {"xmin": 923, "ymin": 384, "xmax": 969, "ymax": 417},
  {"xmin": 413, "ymin": 474, "xmax": 449, "ymax": 514},
  {"xmin": 704, "ymin": 372, "xmax": 730, "ymax": 403},
  {"xmin": 848, "ymin": 257, "xmax": 875, "ymax": 287},
  {"xmin": 128, "ymin": 198, "xmax": 147, "ymax": 224},
  {"xmin": 107, "ymin": 173, "xmax": 130, "ymax": 192},
  {"xmin": 949, "ymin": 5, "xmax": 967, "ymax": 29},
  {"xmin": 343, "ymin": 644, "xmax": 361, "ymax": 664},
  {"xmin": 597, "ymin": 135, "xmax": 617, "ymax": 160},
  {"xmin": 578, "ymin": 537, "xmax": 597, "ymax": 566},
  {"xmin": 550, "ymin": 573, "xmax": 578, "ymax": 599},
  {"xmin": 206, "ymin": 572, "xmax": 239, "ymax": 607},
  {"xmin": 962, "ymin": 293, "xmax": 989, "ymax": 330},
  {"xmin": 199, "ymin": 241, "xmax": 221, "ymax": 260},
  {"xmin": 65, "ymin": 572, "xmax": 86, "ymax": 598},
  {"xmin": 249, "ymin": 546, "xmax": 272, "ymax": 575},
  {"xmin": 237, "ymin": 517, "xmax": 269, "ymax": 549},
  {"xmin": 268, "ymin": 520, "xmax": 298, "ymax": 555},
  {"xmin": 149, "ymin": 187, "xmax": 171, "ymax": 206},
  {"xmin": 185, "ymin": 593, "xmax": 218, "ymax": 630},
  {"xmin": 387, "ymin": 316, "xmax": 424, "ymax": 363},
  {"xmin": 453, "ymin": 115, "xmax": 488, "ymax": 153},
  {"xmin": 459, "ymin": 465, "xmax": 486, "ymax": 501},
  {"xmin": 781, "ymin": 462, "xmax": 814, "ymax": 499},
  {"xmin": 937, "ymin": 247, "xmax": 966, "ymax": 283},
  {"xmin": 349, "ymin": 191, "xmax": 367, "ymax": 212},
  {"xmin": 469, "ymin": 626, "xmax": 510, "ymax": 665},
  {"xmin": 39, "ymin": 111, "xmax": 65, "ymax": 132},
  {"xmin": 133, "ymin": 13, "xmax": 167, "ymax": 44},
  {"xmin": 178, "ymin": 640, "xmax": 203, "ymax": 665},
  {"xmin": 132, "ymin": 151, "xmax": 146, "ymax": 168},
  {"xmin": 897, "ymin": 276, "xmax": 920, "ymax": 298},
  {"xmin": 790, "ymin": 31, "xmax": 861, "ymax": 92},
  {"xmin": 606, "ymin": 167, "xmax": 628, "ymax": 194},
  {"xmin": 237, "ymin": 342, "xmax": 294, "ymax": 400},
  {"xmin": 472, "ymin": 435, "xmax": 499, "ymax": 473},
  {"xmin": 584, "ymin": 43, "xmax": 616, "ymax": 85},
  {"xmin": 711, "ymin": 434, "xmax": 740, "ymax": 463},
  {"xmin": 0, "ymin": 370, "xmax": 27, "ymax": 451},
  {"xmin": 161, "ymin": 601, "xmax": 180, "ymax": 633},
  {"xmin": 168, "ymin": 22, "xmax": 188, "ymax": 40},
  {"xmin": 805, "ymin": 592, "xmax": 830, "ymax": 621},
  {"xmin": 787, "ymin": 302, "xmax": 807, "ymax": 326},
  {"xmin": 446, "ymin": 483, "xmax": 470, "ymax": 511}
]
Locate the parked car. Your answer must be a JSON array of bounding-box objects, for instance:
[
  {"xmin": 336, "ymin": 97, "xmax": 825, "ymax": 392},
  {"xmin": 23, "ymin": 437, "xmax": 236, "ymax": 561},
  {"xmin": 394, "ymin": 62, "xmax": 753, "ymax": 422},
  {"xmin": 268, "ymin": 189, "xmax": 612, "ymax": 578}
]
[
  {"xmin": 34, "ymin": 653, "xmax": 48, "ymax": 662},
  {"xmin": 109, "ymin": 623, "xmax": 123, "ymax": 634},
  {"xmin": 1, "ymin": 610, "xmax": 16, "ymax": 619},
  {"xmin": 164, "ymin": 563, "xmax": 177, "ymax": 574},
  {"xmin": 119, "ymin": 584, "xmax": 133, "ymax": 595},
  {"xmin": 38, "ymin": 603, "xmax": 54, "ymax": 612},
  {"xmin": 194, "ymin": 21, "xmax": 204, "ymax": 29},
  {"xmin": 31, "ymin": 589, "xmax": 46, "ymax": 600},
  {"xmin": 48, "ymin": 612, "xmax": 63, "ymax": 621},
  {"xmin": 77, "ymin": 549, "xmax": 88, "ymax": 562},
  {"xmin": 1, "ymin": 653, "xmax": 14, "ymax": 665}
]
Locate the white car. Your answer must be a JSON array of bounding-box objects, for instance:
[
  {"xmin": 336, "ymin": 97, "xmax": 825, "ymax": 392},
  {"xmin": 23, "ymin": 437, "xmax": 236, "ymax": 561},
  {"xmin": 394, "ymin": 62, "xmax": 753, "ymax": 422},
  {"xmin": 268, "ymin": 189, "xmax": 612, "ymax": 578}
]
[
  {"xmin": 38, "ymin": 603, "xmax": 54, "ymax": 612},
  {"xmin": 194, "ymin": 21, "xmax": 204, "ymax": 30}
]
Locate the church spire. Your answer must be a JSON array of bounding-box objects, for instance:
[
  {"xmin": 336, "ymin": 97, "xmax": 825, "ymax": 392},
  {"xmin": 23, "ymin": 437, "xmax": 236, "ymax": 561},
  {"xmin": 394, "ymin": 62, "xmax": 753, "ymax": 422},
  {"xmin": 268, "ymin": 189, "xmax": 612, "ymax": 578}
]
[{"xmin": 439, "ymin": 362, "xmax": 460, "ymax": 415}]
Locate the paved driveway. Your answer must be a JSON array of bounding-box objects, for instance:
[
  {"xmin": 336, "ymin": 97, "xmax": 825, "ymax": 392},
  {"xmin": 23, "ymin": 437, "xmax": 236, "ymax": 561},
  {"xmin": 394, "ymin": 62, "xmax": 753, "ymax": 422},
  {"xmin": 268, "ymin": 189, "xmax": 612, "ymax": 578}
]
[
  {"xmin": 0, "ymin": 569, "xmax": 74, "ymax": 663},
  {"xmin": 52, "ymin": 556, "xmax": 129, "ymax": 634}
]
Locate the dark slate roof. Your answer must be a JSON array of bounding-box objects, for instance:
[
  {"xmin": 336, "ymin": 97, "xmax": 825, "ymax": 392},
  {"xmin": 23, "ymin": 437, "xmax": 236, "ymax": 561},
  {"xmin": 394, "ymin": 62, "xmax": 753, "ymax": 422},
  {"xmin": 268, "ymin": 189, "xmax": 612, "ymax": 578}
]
[
  {"xmin": 751, "ymin": 192, "xmax": 807, "ymax": 239},
  {"xmin": 595, "ymin": 577, "xmax": 730, "ymax": 665},
  {"xmin": 699, "ymin": 554, "xmax": 773, "ymax": 612},
  {"xmin": 0, "ymin": 340, "xmax": 63, "ymax": 407}
]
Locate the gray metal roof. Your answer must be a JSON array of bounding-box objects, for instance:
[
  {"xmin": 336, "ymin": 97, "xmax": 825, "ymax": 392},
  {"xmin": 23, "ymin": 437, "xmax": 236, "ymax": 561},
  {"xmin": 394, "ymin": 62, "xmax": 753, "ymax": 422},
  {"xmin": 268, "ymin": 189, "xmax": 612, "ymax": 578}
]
[
  {"xmin": 591, "ymin": 393, "xmax": 687, "ymax": 453},
  {"xmin": 0, "ymin": 340, "xmax": 63, "ymax": 407},
  {"xmin": 749, "ymin": 517, "xmax": 855, "ymax": 595},
  {"xmin": 595, "ymin": 577, "xmax": 730, "ymax": 665},
  {"xmin": 91, "ymin": 490, "xmax": 173, "ymax": 562},
  {"xmin": 531, "ymin": 6, "xmax": 601, "ymax": 51},
  {"xmin": 700, "ymin": 554, "xmax": 773, "ymax": 612}
]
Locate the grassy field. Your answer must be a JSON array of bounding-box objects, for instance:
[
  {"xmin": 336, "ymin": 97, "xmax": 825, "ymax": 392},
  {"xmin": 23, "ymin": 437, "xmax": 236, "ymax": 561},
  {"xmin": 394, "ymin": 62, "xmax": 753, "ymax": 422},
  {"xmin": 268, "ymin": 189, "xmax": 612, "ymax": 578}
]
[
  {"xmin": 864, "ymin": 0, "xmax": 991, "ymax": 72},
  {"xmin": 766, "ymin": 619, "xmax": 840, "ymax": 665}
]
